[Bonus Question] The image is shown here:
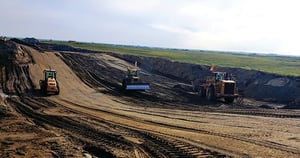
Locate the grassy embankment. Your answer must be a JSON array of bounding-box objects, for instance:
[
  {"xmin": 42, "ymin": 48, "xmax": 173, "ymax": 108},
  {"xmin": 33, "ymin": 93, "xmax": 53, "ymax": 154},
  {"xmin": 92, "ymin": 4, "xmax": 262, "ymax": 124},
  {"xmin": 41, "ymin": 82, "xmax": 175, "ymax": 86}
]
[{"xmin": 43, "ymin": 40, "xmax": 300, "ymax": 76}]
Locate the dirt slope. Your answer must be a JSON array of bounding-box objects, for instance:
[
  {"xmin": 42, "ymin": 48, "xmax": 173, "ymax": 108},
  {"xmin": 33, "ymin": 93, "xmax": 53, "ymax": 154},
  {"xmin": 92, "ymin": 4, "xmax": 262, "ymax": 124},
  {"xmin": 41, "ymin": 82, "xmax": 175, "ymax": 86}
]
[{"xmin": 1, "ymin": 39, "xmax": 300, "ymax": 157}]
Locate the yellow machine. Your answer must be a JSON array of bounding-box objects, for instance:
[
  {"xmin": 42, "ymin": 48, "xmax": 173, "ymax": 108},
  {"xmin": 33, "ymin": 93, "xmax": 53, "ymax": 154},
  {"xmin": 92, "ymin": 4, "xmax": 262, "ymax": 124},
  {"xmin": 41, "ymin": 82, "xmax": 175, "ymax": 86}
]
[
  {"xmin": 193, "ymin": 66, "xmax": 239, "ymax": 103},
  {"xmin": 122, "ymin": 62, "xmax": 150, "ymax": 91},
  {"xmin": 40, "ymin": 69, "xmax": 60, "ymax": 95}
]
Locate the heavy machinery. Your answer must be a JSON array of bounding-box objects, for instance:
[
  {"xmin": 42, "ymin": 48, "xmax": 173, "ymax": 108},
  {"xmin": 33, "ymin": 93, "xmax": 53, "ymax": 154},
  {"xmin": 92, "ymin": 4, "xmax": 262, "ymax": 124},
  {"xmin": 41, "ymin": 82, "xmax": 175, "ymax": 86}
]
[
  {"xmin": 122, "ymin": 61, "xmax": 150, "ymax": 91},
  {"xmin": 193, "ymin": 67, "xmax": 239, "ymax": 103},
  {"xmin": 40, "ymin": 69, "xmax": 60, "ymax": 95}
]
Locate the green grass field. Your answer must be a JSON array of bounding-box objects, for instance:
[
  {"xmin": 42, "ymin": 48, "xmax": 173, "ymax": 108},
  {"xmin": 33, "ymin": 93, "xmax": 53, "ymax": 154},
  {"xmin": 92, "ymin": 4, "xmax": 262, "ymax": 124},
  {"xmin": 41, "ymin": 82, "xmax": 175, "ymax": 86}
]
[{"xmin": 42, "ymin": 40, "xmax": 300, "ymax": 76}]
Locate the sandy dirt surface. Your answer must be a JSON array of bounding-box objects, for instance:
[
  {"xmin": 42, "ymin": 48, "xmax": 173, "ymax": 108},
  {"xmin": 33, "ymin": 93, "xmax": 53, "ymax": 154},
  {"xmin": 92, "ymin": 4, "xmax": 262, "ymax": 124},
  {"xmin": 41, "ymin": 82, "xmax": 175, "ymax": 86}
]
[{"xmin": 1, "ymin": 40, "xmax": 300, "ymax": 157}]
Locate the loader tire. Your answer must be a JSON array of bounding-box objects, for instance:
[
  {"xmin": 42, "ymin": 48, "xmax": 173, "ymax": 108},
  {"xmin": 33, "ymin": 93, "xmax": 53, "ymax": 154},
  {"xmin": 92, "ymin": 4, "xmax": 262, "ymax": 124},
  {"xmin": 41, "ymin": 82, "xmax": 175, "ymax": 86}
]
[
  {"xmin": 39, "ymin": 80, "xmax": 47, "ymax": 96},
  {"xmin": 55, "ymin": 85, "xmax": 60, "ymax": 95},
  {"xmin": 206, "ymin": 87, "xmax": 215, "ymax": 101},
  {"xmin": 198, "ymin": 86, "xmax": 206, "ymax": 97},
  {"xmin": 224, "ymin": 97, "xmax": 234, "ymax": 103}
]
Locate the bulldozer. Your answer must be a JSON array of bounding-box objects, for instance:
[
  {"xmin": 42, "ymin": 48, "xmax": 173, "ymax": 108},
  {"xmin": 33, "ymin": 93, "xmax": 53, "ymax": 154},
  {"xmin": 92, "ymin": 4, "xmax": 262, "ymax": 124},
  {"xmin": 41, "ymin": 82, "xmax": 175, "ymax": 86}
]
[
  {"xmin": 122, "ymin": 61, "xmax": 150, "ymax": 91},
  {"xmin": 194, "ymin": 66, "xmax": 239, "ymax": 103},
  {"xmin": 40, "ymin": 69, "xmax": 60, "ymax": 95}
]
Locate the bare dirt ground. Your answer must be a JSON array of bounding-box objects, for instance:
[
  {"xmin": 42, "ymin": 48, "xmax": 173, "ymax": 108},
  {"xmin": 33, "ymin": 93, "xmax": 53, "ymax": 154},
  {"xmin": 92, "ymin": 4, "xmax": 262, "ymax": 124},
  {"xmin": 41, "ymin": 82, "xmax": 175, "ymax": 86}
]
[{"xmin": 1, "ymin": 39, "xmax": 300, "ymax": 158}]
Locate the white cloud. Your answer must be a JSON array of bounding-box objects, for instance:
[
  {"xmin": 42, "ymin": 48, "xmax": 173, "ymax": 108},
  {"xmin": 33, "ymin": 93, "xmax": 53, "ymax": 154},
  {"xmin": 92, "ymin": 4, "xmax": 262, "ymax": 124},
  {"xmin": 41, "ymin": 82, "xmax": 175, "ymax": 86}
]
[
  {"xmin": 105, "ymin": 0, "xmax": 161, "ymax": 14},
  {"xmin": 150, "ymin": 24, "xmax": 193, "ymax": 35},
  {"xmin": 1, "ymin": 0, "xmax": 300, "ymax": 55},
  {"xmin": 164, "ymin": 0, "xmax": 300, "ymax": 55}
]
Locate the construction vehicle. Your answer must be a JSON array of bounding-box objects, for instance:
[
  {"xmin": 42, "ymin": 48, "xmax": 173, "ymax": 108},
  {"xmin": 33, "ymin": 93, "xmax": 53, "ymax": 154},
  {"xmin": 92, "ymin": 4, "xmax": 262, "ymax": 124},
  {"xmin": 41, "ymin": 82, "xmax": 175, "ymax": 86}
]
[
  {"xmin": 193, "ymin": 66, "xmax": 239, "ymax": 103},
  {"xmin": 40, "ymin": 69, "xmax": 60, "ymax": 95},
  {"xmin": 122, "ymin": 61, "xmax": 150, "ymax": 91}
]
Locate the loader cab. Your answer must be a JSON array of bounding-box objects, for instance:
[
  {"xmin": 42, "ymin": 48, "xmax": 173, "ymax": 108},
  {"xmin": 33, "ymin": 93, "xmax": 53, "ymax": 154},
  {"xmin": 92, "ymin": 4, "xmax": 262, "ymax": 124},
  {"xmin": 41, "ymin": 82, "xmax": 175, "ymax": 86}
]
[
  {"xmin": 213, "ymin": 72, "xmax": 237, "ymax": 96},
  {"xmin": 213, "ymin": 72, "xmax": 228, "ymax": 81},
  {"xmin": 44, "ymin": 70, "xmax": 57, "ymax": 80}
]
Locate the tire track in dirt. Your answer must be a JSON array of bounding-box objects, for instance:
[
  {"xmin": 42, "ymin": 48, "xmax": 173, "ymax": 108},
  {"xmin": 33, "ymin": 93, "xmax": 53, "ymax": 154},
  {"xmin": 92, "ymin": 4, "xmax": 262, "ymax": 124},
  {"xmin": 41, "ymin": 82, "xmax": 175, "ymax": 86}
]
[
  {"xmin": 11, "ymin": 96, "xmax": 232, "ymax": 158},
  {"xmin": 215, "ymin": 109, "xmax": 300, "ymax": 118},
  {"xmin": 56, "ymin": 51, "xmax": 300, "ymax": 156},
  {"xmin": 9, "ymin": 97, "xmax": 128, "ymax": 157},
  {"xmin": 55, "ymin": 97, "xmax": 299, "ymax": 156},
  {"xmin": 2, "ymin": 40, "xmax": 299, "ymax": 157},
  {"xmin": 59, "ymin": 95, "xmax": 300, "ymax": 155},
  {"xmin": 52, "ymin": 100, "xmax": 234, "ymax": 157}
]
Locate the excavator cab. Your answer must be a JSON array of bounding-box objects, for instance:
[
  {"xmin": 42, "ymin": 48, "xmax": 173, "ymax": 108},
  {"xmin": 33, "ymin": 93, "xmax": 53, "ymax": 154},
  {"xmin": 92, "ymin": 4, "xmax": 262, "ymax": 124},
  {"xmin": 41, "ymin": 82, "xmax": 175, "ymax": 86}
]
[{"xmin": 127, "ymin": 68, "xmax": 139, "ymax": 80}]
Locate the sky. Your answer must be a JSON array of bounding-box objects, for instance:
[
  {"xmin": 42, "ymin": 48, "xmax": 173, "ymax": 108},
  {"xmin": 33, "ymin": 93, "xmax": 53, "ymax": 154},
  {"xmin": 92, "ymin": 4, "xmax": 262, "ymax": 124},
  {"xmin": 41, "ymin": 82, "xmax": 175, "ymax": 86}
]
[{"xmin": 1, "ymin": 0, "xmax": 300, "ymax": 56}]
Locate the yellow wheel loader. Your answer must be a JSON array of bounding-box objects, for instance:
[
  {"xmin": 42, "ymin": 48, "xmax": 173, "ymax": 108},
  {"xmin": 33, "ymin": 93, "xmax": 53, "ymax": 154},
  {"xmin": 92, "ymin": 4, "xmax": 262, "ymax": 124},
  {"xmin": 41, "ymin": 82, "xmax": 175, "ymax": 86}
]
[
  {"xmin": 193, "ymin": 66, "xmax": 239, "ymax": 103},
  {"xmin": 200, "ymin": 72, "xmax": 239, "ymax": 103},
  {"xmin": 40, "ymin": 69, "xmax": 60, "ymax": 95}
]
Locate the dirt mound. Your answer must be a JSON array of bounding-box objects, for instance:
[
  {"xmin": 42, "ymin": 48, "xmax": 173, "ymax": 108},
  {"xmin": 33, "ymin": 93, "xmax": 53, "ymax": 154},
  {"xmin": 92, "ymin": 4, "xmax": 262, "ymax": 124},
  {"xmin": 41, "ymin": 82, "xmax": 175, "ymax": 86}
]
[
  {"xmin": 0, "ymin": 94, "xmax": 9, "ymax": 117},
  {"xmin": 0, "ymin": 39, "xmax": 95, "ymax": 157},
  {"xmin": 1, "ymin": 39, "xmax": 300, "ymax": 105},
  {"xmin": 38, "ymin": 42, "xmax": 95, "ymax": 53},
  {"xmin": 58, "ymin": 52, "xmax": 200, "ymax": 105},
  {"xmin": 0, "ymin": 39, "xmax": 35, "ymax": 64},
  {"xmin": 23, "ymin": 37, "xmax": 40, "ymax": 44},
  {"xmin": 0, "ymin": 39, "xmax": 37, "ymax": 95}
]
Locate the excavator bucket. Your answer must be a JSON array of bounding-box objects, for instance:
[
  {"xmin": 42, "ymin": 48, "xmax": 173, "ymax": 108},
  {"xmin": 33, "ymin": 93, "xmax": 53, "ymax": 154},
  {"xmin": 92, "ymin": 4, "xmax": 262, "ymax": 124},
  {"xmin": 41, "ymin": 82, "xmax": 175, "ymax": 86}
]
[
  {"xmin": 124, "ymin": 83, "xmax": 150, "ymax": 90},
  {"xmin": 122, "ymin": 78, "xmax": 150, "ymax": 90}
]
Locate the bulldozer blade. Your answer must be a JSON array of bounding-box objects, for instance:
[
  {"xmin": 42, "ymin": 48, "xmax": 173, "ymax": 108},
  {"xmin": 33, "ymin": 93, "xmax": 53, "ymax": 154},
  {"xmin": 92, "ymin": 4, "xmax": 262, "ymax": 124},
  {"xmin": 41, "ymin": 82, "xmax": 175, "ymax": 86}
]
[{"xmin": 125, "ymin": 84, "xmax": 150, "ymax": 90}]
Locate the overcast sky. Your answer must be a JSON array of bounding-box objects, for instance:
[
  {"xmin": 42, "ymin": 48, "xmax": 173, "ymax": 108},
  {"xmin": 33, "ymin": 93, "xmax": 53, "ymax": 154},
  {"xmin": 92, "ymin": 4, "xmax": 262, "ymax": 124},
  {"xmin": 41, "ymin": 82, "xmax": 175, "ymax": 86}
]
[{"xmin": 1, "ymin": 0, "xmax": 300, "ymax": 56}]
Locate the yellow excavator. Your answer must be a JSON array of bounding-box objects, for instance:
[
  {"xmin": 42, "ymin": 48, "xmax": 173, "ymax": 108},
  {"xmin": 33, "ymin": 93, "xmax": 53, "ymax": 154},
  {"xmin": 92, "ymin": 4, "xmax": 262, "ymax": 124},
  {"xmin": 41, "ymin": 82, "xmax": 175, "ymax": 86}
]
[
  {"xmin": 122, "ymin": 61, "xmax": 150, "ymax": 91},
  {"xmin": 40, "ymin": 69, "xmax": 60, "ymax": 95}
]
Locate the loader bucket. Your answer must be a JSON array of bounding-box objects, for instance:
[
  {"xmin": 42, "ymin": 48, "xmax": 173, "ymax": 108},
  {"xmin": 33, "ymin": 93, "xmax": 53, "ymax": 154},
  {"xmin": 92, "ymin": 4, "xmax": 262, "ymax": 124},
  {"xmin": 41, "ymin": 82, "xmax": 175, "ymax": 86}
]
[{"xmin": 125, "ymin": 83, "xmax": 150, "ymax": 90}]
